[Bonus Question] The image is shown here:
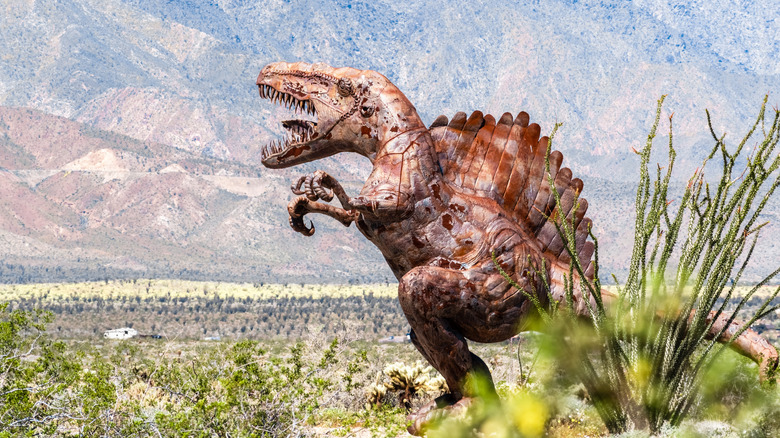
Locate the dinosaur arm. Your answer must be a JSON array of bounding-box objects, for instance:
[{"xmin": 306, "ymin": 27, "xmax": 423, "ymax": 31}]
[
  {"xmin": 293, "ymin": 171, "xmax": 341, "ymax": 203},
  {"xmin": 292, "ymin": 170, "xmax": 412, "ymax": 221},
  {"xmin": 287, "ymin": 195, "xmax": 358, "ymax": 236},
  {"xmin": 348, "ymin": 188, "xmax": 413, "ymax": 221}
]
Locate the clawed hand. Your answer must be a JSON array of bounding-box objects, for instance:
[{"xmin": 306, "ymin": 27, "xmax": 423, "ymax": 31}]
[
  {"xmin": 286, "ymin": 174, "xmax": 359, "ymax": 236},
  {"xmin": 287, "ymin": 195, "xmax": 315, "ymax": 236},
  {"xmin": 291, "ymin": 170, "xmax": 334, "ymax": 202}
]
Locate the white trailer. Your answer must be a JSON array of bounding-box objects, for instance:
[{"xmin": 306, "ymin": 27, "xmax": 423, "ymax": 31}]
[{"xmin": 103, "ymin": 327, "xmax": 138, "ymax": 340}]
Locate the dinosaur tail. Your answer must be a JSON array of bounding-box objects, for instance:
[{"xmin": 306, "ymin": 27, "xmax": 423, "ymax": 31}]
[{"xmin": 569, "ymin": 285, "xmax": 778, "ymax": 381}]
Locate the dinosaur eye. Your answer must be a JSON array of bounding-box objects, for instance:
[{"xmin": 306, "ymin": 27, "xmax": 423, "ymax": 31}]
[
  {"xmin": 337, "ymin": 78, "xmax": 353, "ymax": 96},
  {"xmin": 360, "ymin": 105, "xmax": 375, "ymax": 117}
]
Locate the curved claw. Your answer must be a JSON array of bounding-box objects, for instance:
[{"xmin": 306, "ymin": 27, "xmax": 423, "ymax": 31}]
[
  {"xmin": 305, "ymin": 172, "xmax": 334, "ymax": 202},
  {"xmin": 287, "ymin": 195, "xmax": 315, "ymax": 236},
  {"xmin": 289, "ymin": 215, "xmax": 315, "ymax": 236},
  {"xmin": 291, "ymin": 176, "xmax": 307, "ymax": 195}
]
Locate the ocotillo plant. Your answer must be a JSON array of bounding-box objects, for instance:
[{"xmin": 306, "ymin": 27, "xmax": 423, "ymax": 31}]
[{"xmin": 501, "ymin": 96, "xmax": 780, "ymax": 433}]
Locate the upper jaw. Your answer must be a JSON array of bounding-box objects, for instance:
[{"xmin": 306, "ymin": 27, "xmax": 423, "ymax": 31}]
[
  {"xmin": 256, "ymin": 62, "xmax": 363, "ymax": 168},
  {"xmin": 256, "ymin": 79, "xmax": 323, "ymax": 167}
]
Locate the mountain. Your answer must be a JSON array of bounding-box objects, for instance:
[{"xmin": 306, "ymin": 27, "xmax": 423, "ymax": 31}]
[
  {"xmin": 0, "ymin": 107, "xmax": 386, "ymax": 283},
  {"xmin": 0, "ymin": 0, "xmax": 778, "ymax": 283}
]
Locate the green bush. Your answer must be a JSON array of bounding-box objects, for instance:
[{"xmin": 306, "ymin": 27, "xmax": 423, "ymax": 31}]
[
  {"xmin": 0, "ymin": 305, "xmax": 397, "ymax": 436},
  {"xmin": 0, "ymin": 303, "xmax": 82, "ymax": 435},
  {"xmin": 500, "ymin": 96, "xmax": 780, "ymax": 434}
]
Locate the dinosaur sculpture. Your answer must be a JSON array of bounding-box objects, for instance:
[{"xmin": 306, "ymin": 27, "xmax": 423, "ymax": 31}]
[{"xmin": 256, "ymin": 62, "xmax": 778, "ymax": 434}]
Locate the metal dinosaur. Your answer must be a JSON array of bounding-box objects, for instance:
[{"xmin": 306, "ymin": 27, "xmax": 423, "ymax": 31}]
[{"xmin": 255, "ymin": 61, "xmax": 779, "ymax": 434}]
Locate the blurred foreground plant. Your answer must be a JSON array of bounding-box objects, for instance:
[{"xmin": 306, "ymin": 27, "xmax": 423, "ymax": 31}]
[
  {"xmin": 551, "ymin": 95, "xmax": 780, "ymax": 433},
  {"xmin": 488, "ymin": 96, "xmax": 780, "ymax": 435},
  {"xmin": 427, "ymin": 375, "xmax": 550, "ymax": 438}
]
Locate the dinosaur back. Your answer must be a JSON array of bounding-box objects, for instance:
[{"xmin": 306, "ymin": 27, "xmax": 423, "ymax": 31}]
[{"xmin": 430, "ymin": 111, "xmax": 594, "ymax": 278}]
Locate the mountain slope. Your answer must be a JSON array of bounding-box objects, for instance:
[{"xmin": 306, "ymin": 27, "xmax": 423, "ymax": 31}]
[{"xmin": 0, "ymin": 107, "xmax": 389, "ymax": 283}]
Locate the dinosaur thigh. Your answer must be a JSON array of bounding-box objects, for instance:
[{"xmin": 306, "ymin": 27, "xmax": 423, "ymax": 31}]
[
  {"xmin": 455, "ymin": 230, "xmax": 547, "ymax": 342},
  {"xmin": 398, "ymin": 247, "xmax": 542, "ymax": 346}
]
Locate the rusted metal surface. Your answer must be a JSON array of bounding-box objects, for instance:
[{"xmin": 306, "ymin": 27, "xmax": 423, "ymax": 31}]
[{"xmin": 256, "ymin": 61, "xmax": 777, "ymax": 434}]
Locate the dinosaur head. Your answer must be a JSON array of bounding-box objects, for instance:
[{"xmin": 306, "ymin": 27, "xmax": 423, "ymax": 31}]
[{"xmin": 257, "ymin": 61, "xmax": 424, "ymax": 168}]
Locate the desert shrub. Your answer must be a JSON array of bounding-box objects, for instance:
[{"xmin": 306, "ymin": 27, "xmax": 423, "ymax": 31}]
[
  {"xmin": 543, "ymin": 96, "xmax": 780, "ymax": 433},
  {"xmin": 0, "ymin": 306, "xmax": 406, "ymax": 436},
  {"xmin": 0, "ymin": 303, "xmax": 82, "ymax": 435}
]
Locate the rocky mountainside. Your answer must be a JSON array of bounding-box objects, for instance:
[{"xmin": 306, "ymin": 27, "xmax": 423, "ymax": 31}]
[
  {"xmin": 1, "ymin": 0, "xmax": 778, "ymax": 283},
  {"xmin": 0, "ymin": 107, "xmax": 385, "ymax": 282}
]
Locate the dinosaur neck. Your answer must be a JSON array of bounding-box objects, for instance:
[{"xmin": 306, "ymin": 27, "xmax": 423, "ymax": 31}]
[{"xmin": 375, "ymin": 127, "xmax": 441, "ymax": 182}]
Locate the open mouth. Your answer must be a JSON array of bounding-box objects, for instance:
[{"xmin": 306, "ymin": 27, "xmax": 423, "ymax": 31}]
[{"xmin": 258, "ymin": 84, "xmax": 318, "ymax": 161}]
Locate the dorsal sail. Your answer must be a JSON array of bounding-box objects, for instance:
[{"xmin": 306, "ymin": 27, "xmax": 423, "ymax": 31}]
[{"xmin": 430, "ymin": 111, "xmax": 594, "ymax": 278}]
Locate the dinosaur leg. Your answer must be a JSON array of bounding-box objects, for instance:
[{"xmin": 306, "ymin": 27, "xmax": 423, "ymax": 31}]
[
  {"xmin": 399, "ymin": 266, "xmax": 488, "ymax": 435},
  {"xmin": 405, "ymin": 329, "xmax": 471, "ymax": 427},
  {"xmin": 400, "ymin": 260, "xmax": 538, "ymax": 436},
  {"xmin": 398, "ymin": 266, "xmax": 494, "ymax": 399}
]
